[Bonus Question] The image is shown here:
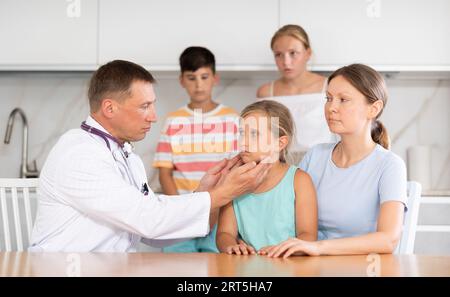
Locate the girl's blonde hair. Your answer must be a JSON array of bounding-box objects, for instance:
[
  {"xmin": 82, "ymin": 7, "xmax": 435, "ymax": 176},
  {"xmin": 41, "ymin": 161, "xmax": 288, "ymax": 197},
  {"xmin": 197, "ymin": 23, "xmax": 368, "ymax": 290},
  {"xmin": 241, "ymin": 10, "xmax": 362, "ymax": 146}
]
[
  {"xmin": 270, "ymin": 24, "xmax": 311, "ymax": 50},
  {"xmin": 240, "ymin": 100, "xmax": 295, "ymax": 163}
]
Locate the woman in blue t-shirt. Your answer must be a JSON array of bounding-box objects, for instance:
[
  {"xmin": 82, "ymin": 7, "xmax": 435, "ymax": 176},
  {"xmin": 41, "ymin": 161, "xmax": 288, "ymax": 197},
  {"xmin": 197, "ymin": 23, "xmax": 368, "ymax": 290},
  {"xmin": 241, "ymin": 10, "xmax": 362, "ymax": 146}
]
[{"xmin": 261, "ymin": 63, "xmax": 407, "ymax": 258}]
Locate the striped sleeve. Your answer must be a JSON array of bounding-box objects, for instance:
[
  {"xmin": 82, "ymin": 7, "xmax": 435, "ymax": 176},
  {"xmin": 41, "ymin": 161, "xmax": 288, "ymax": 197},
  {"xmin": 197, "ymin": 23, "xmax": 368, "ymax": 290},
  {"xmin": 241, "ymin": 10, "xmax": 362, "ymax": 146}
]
[{"xmin": 152, "ymin": 118, "xmax": 174, "ymax": 169}]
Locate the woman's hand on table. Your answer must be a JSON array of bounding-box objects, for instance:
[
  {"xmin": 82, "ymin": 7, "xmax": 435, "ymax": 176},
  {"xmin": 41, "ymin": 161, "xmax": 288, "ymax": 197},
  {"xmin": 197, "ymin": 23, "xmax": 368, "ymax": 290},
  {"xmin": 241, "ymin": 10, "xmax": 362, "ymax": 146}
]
[{"xmin": 262, "ymin": 238, "xmax": 322, "ymax": 258}]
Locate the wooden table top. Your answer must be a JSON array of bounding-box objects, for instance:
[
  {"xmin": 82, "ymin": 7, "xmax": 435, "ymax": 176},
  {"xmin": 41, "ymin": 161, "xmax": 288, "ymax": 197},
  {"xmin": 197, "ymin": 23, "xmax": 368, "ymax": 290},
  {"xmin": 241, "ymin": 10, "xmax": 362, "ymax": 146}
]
[{"xmin": 1, "ymin": 252, "xmax": 450, "ymax": 277}]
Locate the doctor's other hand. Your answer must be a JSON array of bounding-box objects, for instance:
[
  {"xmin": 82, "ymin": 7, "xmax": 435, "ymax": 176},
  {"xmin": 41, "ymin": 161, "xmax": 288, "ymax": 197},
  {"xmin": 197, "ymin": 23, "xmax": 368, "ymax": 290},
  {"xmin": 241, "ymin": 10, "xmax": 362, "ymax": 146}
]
[
  {"xmin": 208, "ymin": 156, "xmax": 272, "ymax": 210},
  {"xmin": 196, "ymin": 155, "xmax": 242, "ymax": 192}
]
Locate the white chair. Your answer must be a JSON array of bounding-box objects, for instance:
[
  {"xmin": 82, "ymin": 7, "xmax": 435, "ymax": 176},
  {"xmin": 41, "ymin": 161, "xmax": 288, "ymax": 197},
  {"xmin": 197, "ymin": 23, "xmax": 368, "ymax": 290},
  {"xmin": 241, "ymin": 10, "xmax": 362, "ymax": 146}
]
[
  {"xmin": 396, "ymin": 181, "xmax": 422, "ymax": 254},
  {"xmin": 0, "ymin": 178, "xmax": 39, "ymax": 251}
]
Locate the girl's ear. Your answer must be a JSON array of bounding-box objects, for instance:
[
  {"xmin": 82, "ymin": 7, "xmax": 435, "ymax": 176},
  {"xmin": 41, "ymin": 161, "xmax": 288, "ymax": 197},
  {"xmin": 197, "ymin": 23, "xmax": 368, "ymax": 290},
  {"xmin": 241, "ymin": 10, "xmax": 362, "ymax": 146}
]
[
  {"xmin": 305, "ymin": 47, "xmax": 312, "ymax": 61},
  {"xmin": 278, "ymin": 135, "xmax": 289, "ymax": 152}
]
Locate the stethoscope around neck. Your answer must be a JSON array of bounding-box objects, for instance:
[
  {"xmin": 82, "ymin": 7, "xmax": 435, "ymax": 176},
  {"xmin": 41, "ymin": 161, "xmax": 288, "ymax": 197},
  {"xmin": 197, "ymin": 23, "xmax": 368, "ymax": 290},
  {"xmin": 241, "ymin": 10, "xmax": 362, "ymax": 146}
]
[
  {"xmin": 81, "ymin": 121, "xmax": 127, "ymax": 155},
  {"xmin": 80, "ymin": 121, "xmax": 149, "ymax": 195}
]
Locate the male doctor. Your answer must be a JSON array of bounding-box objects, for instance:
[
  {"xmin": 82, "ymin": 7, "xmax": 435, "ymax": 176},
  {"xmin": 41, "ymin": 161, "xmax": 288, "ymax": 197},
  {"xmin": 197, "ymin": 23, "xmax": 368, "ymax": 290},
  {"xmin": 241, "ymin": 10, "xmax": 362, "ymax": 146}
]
[{"xmin": 29, "ymin": 60, "xmax": 270, "ymax": 252}]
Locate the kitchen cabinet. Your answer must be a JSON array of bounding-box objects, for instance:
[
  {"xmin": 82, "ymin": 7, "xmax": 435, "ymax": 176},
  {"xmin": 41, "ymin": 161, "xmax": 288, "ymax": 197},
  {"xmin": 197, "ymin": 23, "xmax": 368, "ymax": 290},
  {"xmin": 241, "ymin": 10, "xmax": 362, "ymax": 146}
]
[
  {"xmin": 98, "ymin": 0, "xmax": 279, "ymax": 70},
  {"xmin": 1, "ymin": 0, "xmax": 449, "ymax": 72},
  {"xmin": 280, "ymin": 0, "xmax": 450, "ymax": 71},
  {"xmin": 0, "ymin": 0, "xmax": 98, "ymax": 70}
]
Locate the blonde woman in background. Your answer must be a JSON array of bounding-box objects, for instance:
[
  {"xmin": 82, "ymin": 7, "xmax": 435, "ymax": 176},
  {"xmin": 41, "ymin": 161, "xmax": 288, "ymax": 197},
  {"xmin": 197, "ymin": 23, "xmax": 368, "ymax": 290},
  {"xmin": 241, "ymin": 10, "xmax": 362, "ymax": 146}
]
[{"xmin": 257, "ymin": 24, "xmax": 336, "ymax": 162}]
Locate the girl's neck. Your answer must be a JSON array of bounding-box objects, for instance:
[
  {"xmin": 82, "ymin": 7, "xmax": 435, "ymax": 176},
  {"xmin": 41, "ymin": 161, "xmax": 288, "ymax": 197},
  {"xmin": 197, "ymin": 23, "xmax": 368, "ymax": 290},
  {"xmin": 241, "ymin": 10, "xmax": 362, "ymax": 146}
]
[
  {"xmin": 280, "ymin": 69, "xmax": 311, "ymax": 89},
  {"xmin": 333, "ymin": 131, "xmax": 377, "ymax": 168},
  {"xmin": 253, "ymin": 161, "xmax": 289, "ymax": 194}
]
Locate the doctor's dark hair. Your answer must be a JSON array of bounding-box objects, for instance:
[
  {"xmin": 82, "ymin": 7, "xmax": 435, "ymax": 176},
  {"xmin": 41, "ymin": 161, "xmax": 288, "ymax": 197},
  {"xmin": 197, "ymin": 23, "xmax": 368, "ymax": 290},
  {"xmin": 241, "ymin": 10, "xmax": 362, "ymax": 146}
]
[
  {"xmin": 88, "ymin": 60, "xmax": 155, "ymax": 112},
  {"xmin": 179, "ymin": 46, "xmax": 216, "ymax": 74},
  {"xmin": 328, "ymin": 64, "xmax": 390, "ymax": 149}
]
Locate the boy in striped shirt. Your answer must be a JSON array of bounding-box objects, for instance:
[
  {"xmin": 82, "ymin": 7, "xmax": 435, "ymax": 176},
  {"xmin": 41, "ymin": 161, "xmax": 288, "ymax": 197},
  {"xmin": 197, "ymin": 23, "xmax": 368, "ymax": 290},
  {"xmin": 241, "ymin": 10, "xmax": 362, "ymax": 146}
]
[{"xmin": 153, "ymin": 46, "xmax": 239, "ymax": 253}]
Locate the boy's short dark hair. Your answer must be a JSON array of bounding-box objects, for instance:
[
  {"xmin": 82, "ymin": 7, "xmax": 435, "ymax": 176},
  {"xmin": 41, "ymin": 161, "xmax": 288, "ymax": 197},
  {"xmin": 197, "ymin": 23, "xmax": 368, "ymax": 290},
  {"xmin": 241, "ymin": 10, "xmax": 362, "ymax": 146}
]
[
  {"xmin": 88, "ymin": 60, "xmax": 155, "ymax": 112},
  {"xmin": 179, "ymin": 46, "xmax": 216, "ymax": 74}
]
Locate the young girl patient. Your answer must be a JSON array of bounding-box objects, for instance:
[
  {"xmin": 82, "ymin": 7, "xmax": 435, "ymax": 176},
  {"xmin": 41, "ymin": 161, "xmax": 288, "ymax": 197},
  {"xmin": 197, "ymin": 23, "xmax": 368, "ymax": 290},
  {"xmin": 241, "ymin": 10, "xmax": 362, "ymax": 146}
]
[{"xmin": 216, "ymin": 100, "xmax": 318, "ymax": 255}]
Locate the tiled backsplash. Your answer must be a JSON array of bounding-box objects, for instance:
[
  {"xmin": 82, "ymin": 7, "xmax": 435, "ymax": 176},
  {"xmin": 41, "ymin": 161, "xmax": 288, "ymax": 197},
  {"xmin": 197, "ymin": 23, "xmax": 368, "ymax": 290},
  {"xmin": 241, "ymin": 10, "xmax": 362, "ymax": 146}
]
[{"xmin": 0, "ymin": 72, "xmax": 449, "ymax": 190}]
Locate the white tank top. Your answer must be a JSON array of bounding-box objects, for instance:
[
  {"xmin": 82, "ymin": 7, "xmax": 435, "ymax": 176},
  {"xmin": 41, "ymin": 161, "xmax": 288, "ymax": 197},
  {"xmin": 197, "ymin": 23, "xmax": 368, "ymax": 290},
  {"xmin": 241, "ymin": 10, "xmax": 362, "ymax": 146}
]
[{"xmin": 258, "ymin": 79, "xmax": 337, "ymax": 152}]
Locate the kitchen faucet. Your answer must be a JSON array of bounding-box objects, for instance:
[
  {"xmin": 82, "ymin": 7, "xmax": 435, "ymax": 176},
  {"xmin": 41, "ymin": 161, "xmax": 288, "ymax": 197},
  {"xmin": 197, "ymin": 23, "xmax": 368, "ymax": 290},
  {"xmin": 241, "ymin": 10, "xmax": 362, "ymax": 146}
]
[{"xmin": 4, "ymin": 108, "xmax": 39, "ymax": 178}]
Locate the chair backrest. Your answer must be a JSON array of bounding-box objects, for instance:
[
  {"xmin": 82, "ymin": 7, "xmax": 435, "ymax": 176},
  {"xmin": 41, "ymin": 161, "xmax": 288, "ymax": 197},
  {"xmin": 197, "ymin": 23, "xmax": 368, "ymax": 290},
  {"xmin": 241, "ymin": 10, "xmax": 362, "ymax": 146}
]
[
  {"xmin": 0, "ymin": 178, "xmax": 39, "ymax": 252},
  {"xmin": 396, "ymin": 181, "xmax": 422, "ymax": 254}
]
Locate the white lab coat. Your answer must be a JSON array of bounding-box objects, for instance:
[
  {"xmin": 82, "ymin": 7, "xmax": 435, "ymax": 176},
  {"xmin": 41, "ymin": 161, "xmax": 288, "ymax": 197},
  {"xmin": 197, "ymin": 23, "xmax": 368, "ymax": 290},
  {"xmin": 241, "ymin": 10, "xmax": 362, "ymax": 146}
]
[{"xmin": 29, "ymin": 116, "xmax": 211, "ymax": 252}]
